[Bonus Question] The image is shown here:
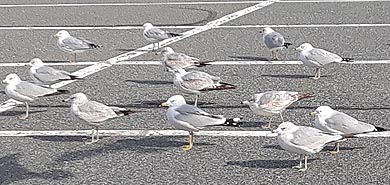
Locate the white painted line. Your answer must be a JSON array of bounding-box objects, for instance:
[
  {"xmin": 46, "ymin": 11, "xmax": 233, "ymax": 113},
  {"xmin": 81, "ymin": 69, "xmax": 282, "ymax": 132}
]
[
  {"xmin": 0, "ymin": 0, "xmax": 277, "ymax": 113},
  {"xmin": 0, "ymin": 129, "xmax": 389, "ymax": 138},
  {"xmin": 281, "ymin": 0, "xmax": 390, "ymax": 2},
  {"xmin": 1, "ymin": 60, "xmax": 390, "ymax": 67},
  {"xmin": 0, "ymin": 1, "xmax": 261, "ymax": 8},
  {"xmin": 2, "ymin": 24, "xmax": 390, "ymax": 30},
  {"xmin": 0, "ymin": 130, "xmax": 276, "ymax": 137}
]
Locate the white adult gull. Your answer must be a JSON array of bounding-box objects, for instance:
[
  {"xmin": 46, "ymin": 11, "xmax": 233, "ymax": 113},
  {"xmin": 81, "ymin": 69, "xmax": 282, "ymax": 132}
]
[
  {"xmin": 160, "ymin": 95, "xmax": 241, "ymax": 151},
  {"xmin": 241, "ymin": 91, "xmax": 313, "ymax": 128},
  {"xmin": 2, "ymin": 73, "xmax": 69, "ymax": 119},
  {"xmin": 311, "ymin": 106, "xmax": 387, "ymax": 153},
  {"xmin": 171, "ymin": 68, "xmax": 236, "ymax": 106},
  {"xmin": 143, "ymin": 23, "xmax": 182, "ymax": 51},
  {"xmin": 295, "ymin": 43, "xmax": 353, "ymax": 79},
  {"xmin": 157, "ymin": 47, "xmax": 211, "ymax": 71},
  {"xmin": 27, "ymin": 58, "xmax": 81, "ymax": 86},
  {"xmin": 54, "ymin": 30, "xmax": 102, "ymax": 63},
  {"xmin": 260, "ymin": 27, "xmax": 292, "ymax": 61},
  {"xmin": 63, "ymin": 93, "xmax": 134, "ymax": 143},
  {"xmin": 273, "ymin": 122, "xmax": 343, "ymax": 171}
]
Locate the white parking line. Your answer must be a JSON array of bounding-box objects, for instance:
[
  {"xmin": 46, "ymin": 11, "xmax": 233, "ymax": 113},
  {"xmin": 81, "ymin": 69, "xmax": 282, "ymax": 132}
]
[
  {"xmin": 1, "ymin": 60, "xmax": 389, "ymax": 67},
  {"xmin": 0, "ymin": 130, "xmax": 388, "ymax": 138},
  {"xmin": 1, "ymin": 24, "xmax": 390, "ymax": 30},
  {"xmin": 281, "ymin": 0, "xmax": 390, "ymax": 2},
  {"xmin": 0, "ymin": 0, "xmax": 277, "ymax": 113}
]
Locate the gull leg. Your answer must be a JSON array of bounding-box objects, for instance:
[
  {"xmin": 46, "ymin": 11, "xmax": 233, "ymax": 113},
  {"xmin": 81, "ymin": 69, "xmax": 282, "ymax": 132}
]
[
  {"xmin": 86, "ymin": 128, "xmax": 98, "ymax": 144},
  {"xmin": 262, "ymin": 117, "xmax": 272, "ymax": 129},
  {"xmin": 183, "ymin": 131, "xmax": 194, "ymax": 151},
  {"xmin": 298, "ymin": 155, "xmax": 308, "ymax": 172},
  {"xmin": 95, "ymin": 126, "xmax": 100, "ymax": 142},
  {"xmin": 311, "ymin": 68, "xmax": 320, "ymax": 80},
  {"xmin": 274, "ymin": 50, "xmax": 279, "ymax": 60},
  {"xmin": 330, "ymin": 142, "xmax": 340, "ymax": 154},
  {"xmin": 279, "ymin": 113, "xmax": 284, "ymax": 122},
  {"xmin": 194, "ymin": 95, "xmax": 199, "ymax": 107},
  {"xmin": 19, "ymin": 102, "xmax": 29, "ymax": 120},
  {"xmin": 292, "ymin": 154, "xmax": 303, "ymax": 169},
  {"xmin": 157, "ymin": 42, "xmax": 160, "ymax": 50}
]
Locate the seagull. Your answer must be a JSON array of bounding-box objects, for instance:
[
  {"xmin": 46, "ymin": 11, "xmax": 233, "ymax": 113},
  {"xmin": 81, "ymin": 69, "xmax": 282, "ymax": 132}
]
[
  {"xmin": 143, "ymin": 23, "xmax": 182, "ymax": 51},
  {"xmin": 54, "ymin": 30, "xmax": 102, "ymax": 63},
  {"xmin": 273, "ymin": 122, "xmax": 343, "ymax": 171},
  {"xmin": 241, "ymin": 91, "xmax": 313, "ymax": 128},
  {"xmin": 295, "ymin": 43, "xmax": 353, "ymax": 79},
  {"xmin": 160, "ymin": 95, "xmax": 241, "ymax": 150},
  {"xmin": 260, "ymin": 27, "xmax": 292, "ymax": 61},
  {"xmin": 63, "ymin": 93, "xmax": 134, "ymax": 143},
  {"xmin": 157, "ymin": 47, "xmax": 211, "ymax": 71},
  {"xmin": 27, "ymin": 58, "xmax": 81, "ymax": 87},
  {"xmin": 311, "ymin": 106, "xmax": 387, "ymax": 153},
  {"xmin": 2, "ymin": 73, "xmax": 69, "ymax": 119},
  {"xmin": 171, "ymin": 68, "xmax": 236, "ymax": 106}
]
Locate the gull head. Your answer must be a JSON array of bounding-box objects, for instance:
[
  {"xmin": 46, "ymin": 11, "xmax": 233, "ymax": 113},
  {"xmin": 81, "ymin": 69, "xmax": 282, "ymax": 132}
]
[
  {"xmin": 295, "ymin": 43, "xmax": 313, "ymax": 51},
  {"xmin": 310, "ymin": 106, "xmax": 334, "ymax": 118},
  {"xmin": 27, "ymin": 58, "xmax": 44, "ymax": 67},
  {"xmin": 2, "ymin": 73, "xmax": 22, "ymax": 85},
  {"xmin": 273, "ymin": 122, "xmax": 298, "ymax": 134},
  {"xmin": 54, "ymin": 30, "xmax": 71, "ymax": 38},
  {"xmin": 160, "ymin": 95, "xmax": 186, "ymax": 107},
  {"xmin": 143, "ymin": 23, "xmax": 154, "ymax": 30},
  {"xmin": 63, "ymin": 93, "xmax": 88, "ymax": 104},
  {"xmin": 259, "ymin": 27, "xmax": 274, "ymax": 35}
]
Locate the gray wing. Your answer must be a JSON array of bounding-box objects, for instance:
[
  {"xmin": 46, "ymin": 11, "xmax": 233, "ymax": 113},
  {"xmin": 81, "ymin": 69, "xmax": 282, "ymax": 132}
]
[
  {"xmin": 181, "ymin": 71, "xmax": 215, "ymax": 90},
  {"xmin": 264, "ymin": 32, "xmax": 285, "ymax": 49},
  {"xmin": 15, "ymin": 82, "xmax": 58, "ymax": 98},
  {"xmin": 165, "ymin": 53, "xmax": 200, "ymax": 68},
  {"xmin": 174, "ymin": 104, "xmax": 225, "ymax": 127},
  {"xmin": 256, "ymin": 91, "xmax": 298, "ymax": 110},
  {"xmin": 35, "ymin": 66, "xmax": 72, "ymax": 82},
  {"xmin": 76, "ymin": 100, "xmax": 118, "ymax": 123},
  {"xmin": 145, "ymin": 27, "xmax": 168, "ymax": 40},
  {"xmin": 291, "ymin": 126, "xmax": 341, "ymax": 149},
  {"xmin": 325, "ymin": 112, "xmax": 376, "ymax": 134},
  {"xmin": 62, "ymin": 36, "xmax": 94, "ymax": 50},
  {"xmin": 306, "ymin": 48, "xmax": 342, "ymax": 65}
]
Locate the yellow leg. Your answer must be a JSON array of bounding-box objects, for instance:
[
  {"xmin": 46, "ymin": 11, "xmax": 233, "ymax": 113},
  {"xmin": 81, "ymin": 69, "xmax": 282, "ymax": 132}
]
[
  {"xmin": 330, "ymin": 142, "xmax": 340, "ymax": 154},
  {"xmin": 183, "ymin": 131, "xmax": 194, "ymax": 151}
]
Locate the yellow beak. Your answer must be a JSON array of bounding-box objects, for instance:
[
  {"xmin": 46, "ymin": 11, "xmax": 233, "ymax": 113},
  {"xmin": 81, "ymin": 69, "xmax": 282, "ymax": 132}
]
[
  {"xmin": 160, "ymin": 102, "xmax": 168, "ymax": 107},
  {"xmin": 310, "ymin": 112, "xmax": 316, "ymax": 116}
]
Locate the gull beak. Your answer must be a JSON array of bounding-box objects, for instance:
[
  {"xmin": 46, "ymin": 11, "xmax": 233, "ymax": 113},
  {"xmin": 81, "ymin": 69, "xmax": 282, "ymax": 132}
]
[
  {"xmin": 62, "ymin": 97, "xmax": 71, "ymax": 102},
  {"xmin": 310, "ymin": 112, "xmax": 316, "ymax": 116},
  {"xmin": 159, "ymin": 102, "xmax": 168, "ymax": 107}
]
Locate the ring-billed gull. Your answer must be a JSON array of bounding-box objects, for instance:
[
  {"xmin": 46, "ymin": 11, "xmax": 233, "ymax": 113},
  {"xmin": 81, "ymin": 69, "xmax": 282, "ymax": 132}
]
[
  {"xmin": 54, "ymin": 30, "xmax": 102, "ymax": 63},
  {"xmin": 27, "ymin": 58, "xmax": 81, "ymax": 87},
  {"xmin": 311, "ymin": 106, "xmax": 387, "ymax": 153},
  {"xmin": 273, "ymin": 122, "xmax": 342, "ymax": 171},
  {"xmin": 171, "ymin": 69, "xmax": 236, "ymax": 106},
  {"xmin": 160, "ymin": 95, "xmax": 241, "ymax": 150},
  {"xmin": 63, "ymin": 93, "xmax": 134, "ymax": 143},
  {"xmin": 260, "ymin": 27, "xmax": 292, "ymax": 61},
  {"xmin": 2, "ymin": 73, "xmax": 69, "ymax": 119},
  {"xmin": 157, "ymin": 47, "xmax": 211, "ymax": 71},
  {"xmin": 143, "ymin": 23, "xmax": 182, "ymax": 51},
  {"xmin": 241, "ymin": 91, "xmax": 313, "ymax": 128},
  {"xmin": 295, "ymin": 43, "xmax": 353, "ymax": 79}
]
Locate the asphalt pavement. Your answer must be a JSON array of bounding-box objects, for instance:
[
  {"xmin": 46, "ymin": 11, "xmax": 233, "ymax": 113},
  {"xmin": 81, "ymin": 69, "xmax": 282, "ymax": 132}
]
[{"xmin": 1, "ymin": 0, "xmax": 390, "ymax": 184}]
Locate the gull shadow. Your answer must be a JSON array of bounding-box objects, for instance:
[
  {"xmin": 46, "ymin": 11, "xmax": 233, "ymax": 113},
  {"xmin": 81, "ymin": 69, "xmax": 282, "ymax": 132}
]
[
  {"xmin": 115, "ymin": 49, "xmax": 150, "ymax": 52},
  {"xmin": 288, "ymin": 105, "xmax": 390, "ymax": 111},
  {"xmin": 0, "ymin": 153, "xmax": 73, "ymax": 185},
  {"xmin": 239, "ymin": 121, "xmax": 267, "ymax": 128},
  {"xmin": 126, "ymin": 79, "xmax": 173, "ymax": 85},
  {"xmin": 261, "ymin": 74, "xmax": 324, "ymax": 79},
  {"xmin": 229, "ymin": 55, "xmax": 269, "ymax": 61},
  {"xmin": 322, "ymin": 145, "xmax": 366, "ymax": 152},
  {"xmin": 225, "ymin": 158, "xmax": 318, "ymax": 169},
  {"xmin": 0, "ymin": 110, "xmax": 47, "ymax": 117},
  {"xmin": 55, "ymin": 137, "xmax": 215, "ymax": 163},
  {"xmin": 28, "ymin": 136, "xmax": 90, "ymax": 143}
]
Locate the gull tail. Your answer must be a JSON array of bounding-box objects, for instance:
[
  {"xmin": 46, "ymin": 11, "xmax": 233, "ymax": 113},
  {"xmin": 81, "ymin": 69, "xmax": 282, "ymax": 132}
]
[
  {"xmin": 201, "ymin": 82, "xmax": 236, "ymax": 91},
  {"xmin": 341, "ymin": 57, "xmax": 354, "ymax": 62},
  {"xmin": 88, "ymin": 43, "xmax": 103, "ymax": 49},
  {"xmin": 111, "ymin": 107, "xmax": 138, "ymax": 116},
  {"xmin": 196, "ymin": 60, "xmax": 214, "ymax": 67},
  {"xmin": 222, "ymin": 117, "xmax": 242, "ymax": 127},
  {"xmin": 44, "ymin": 89, "xmax": 70, "ymax": 97},
  {"xmin": 69, "ymin": 75, "xmax": 83, "ymax": 80},
  {"xmin": 297, "ymin": 93, "xmax": 315, "ymax": 100},
  {"xmin": 167, "ymin": 32, "xmax": 182, "ymax": 37},
  {"xmin": 374, "ymin": 126, "xmax": 387, "ymax": 132},
  {"xmin": 283, "ymin": 42, "xmax": 293, "ymax": 48}
]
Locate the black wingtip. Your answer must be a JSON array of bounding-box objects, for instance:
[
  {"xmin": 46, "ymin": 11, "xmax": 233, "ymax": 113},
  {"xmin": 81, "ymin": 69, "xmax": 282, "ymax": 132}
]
[
  {"xmin": 342, "ymin": 57, "xmax": 354, "ymax": 62},
  {"xmin": 69, "ymin": 75, "xmax": 82, "ymax": 80},
  {"xmin": 201, "ymin": 82, "xmax": 236, "ymax": 91},
  {"xmin": 223, "ymin": 117, "xmax": 242, "ymax": 127},
  {"xmin": 168, "ymin": 32, "xmax": 182, "ymax": 37},
  {"xmin": 283, "ymin": 42, "xmax": 293, "ymax": 48},
  {"xmin": 120, "ymin": 110, "xmax": 137, "ymax": 116},
  {"xmin": 375, "ymin": 126, "xmax": 387, "ymax": 132},
  {"xmin": 197, "ymin": 61, "xmax": 214, "ymax": 67},
  {"xmin": 89, "ymin": 43, "xmax": 103, "ymax": 49}
]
